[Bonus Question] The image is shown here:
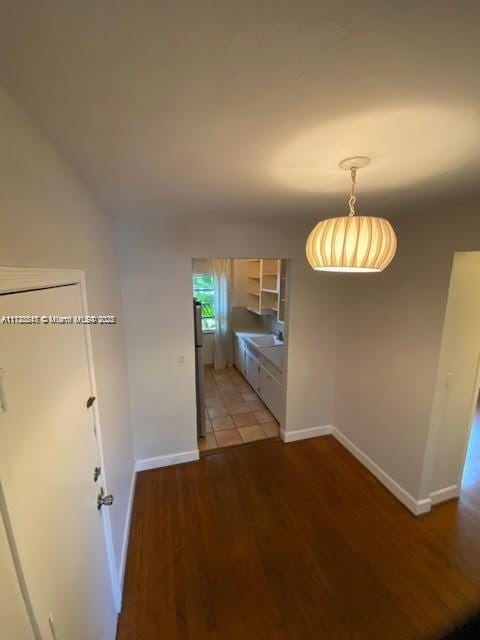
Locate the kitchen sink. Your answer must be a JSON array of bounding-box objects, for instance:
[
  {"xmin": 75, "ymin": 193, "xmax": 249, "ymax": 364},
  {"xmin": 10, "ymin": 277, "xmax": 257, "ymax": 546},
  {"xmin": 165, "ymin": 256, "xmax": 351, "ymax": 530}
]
[{"xmin": 249, "ymin": 335, "xmax": 283, "ymax": 347}]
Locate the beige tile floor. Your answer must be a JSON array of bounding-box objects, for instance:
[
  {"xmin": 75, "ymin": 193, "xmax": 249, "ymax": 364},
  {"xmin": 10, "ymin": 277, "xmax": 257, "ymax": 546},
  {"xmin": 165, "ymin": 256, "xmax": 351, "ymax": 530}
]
[{"xmin": 199, "ymin": 366, "xmax": 280, "ymax": 451}]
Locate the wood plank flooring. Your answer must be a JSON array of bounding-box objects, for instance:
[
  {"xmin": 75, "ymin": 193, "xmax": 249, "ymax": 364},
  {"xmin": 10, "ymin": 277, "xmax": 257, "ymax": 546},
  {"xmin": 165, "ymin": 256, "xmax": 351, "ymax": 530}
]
[{"xmin": 117, "ymin": 436, "xmax": 480, "ymax": 640}]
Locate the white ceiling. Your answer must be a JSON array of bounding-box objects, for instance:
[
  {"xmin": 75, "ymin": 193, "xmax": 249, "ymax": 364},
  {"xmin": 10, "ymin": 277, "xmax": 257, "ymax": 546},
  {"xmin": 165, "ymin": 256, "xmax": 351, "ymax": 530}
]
[{"xmin": 0, "ymin": 0, "xmax": 479, "ymax": 223}]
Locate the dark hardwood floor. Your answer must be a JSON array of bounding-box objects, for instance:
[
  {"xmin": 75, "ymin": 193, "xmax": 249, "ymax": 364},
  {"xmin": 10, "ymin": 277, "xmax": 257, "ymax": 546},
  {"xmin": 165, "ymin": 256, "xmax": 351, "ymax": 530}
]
[{"xmin": 117, "ymin": 436, "xmax": 480, "ymax": 640}]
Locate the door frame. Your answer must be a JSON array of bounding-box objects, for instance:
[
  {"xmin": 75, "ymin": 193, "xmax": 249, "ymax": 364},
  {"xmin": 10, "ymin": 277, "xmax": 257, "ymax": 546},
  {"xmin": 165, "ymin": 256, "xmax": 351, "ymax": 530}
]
[
  {"xmin": 191, "ymin": 257, "xmax": 291, "ymax": 445},
  {"xmin": 419, "ymin": 252, "xmax": 480, "ymax": 503},
  {"xmin": 0, "ymin": 266, "xmax": 122, "ymax": 619}
]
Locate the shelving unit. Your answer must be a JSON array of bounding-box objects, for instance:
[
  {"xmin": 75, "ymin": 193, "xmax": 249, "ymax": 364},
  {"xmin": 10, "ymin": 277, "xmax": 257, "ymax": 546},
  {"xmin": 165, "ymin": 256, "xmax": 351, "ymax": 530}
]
[
  {"xmin": 245, "ymin": 258, "xmax": 288, "ymax": 319},
  {"xmin": 278, "ymin": 260, "xmax": 287, "ymax": 324},
  {"xmin": 260, "ymin": 259, "xmax": 279, "ymax": 313},
  {"xmin": 261, "ymin": 259, "xmax": 280, "ymax": 296},
  {"xmin": 246, "ymin": 259, "xmax": 262, "ymax": 314},
  {"xmin": 261, "ymin": 290, "xmax": 278, "ymax": 312}
]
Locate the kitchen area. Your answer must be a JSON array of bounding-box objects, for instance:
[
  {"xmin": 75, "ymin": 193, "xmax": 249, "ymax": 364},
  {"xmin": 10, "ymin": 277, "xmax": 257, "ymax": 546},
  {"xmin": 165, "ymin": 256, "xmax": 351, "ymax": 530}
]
[
  {"xmin": 233, "ymin": 331, "xmax": 284, "ymax": 424},
  {"xmin": 193, "ymin": 258, "xmax": 288, "ymax": 451},
  {"xmin": 233, "ymin": 258, "xmax": 286, "ymax": 424}
]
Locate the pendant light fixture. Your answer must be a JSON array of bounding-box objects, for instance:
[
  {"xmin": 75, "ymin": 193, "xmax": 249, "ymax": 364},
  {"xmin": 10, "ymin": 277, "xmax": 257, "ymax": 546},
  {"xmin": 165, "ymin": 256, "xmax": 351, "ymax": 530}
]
[{"xmin": 306, "ymin": 157, "xmax": 397, "ymax": 272}]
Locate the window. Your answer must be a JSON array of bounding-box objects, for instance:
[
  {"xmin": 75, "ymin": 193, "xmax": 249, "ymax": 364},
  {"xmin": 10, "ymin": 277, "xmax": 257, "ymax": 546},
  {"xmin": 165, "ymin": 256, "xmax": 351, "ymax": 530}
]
[{"xmin": 193, "ymin": 273, "xmax": 216, "ymax": 332}]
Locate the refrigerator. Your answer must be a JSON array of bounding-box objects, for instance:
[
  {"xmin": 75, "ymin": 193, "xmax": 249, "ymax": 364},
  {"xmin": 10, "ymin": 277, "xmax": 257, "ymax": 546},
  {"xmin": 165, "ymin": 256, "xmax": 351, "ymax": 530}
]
[{"xmin": 194, "ymin": 298, "xmax": 206, "ymax": 438}]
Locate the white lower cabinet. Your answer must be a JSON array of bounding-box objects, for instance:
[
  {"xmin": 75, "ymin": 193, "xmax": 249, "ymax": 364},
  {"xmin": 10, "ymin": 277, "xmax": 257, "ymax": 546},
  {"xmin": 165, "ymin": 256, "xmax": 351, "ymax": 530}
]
[
  {"xmin": 259, "ymin": 364, "xmax": 282, "ymax": 421},
  {"xmin": 234, "ymin": 334, "xmax": 283, "ymax": 422},
  {"xmin": 234, "ymin": 337, "xmax": 246, "ymax": 375},
  {"xmin": 245, "ymin": 350, "xmax": 260, "ymax": 393}
]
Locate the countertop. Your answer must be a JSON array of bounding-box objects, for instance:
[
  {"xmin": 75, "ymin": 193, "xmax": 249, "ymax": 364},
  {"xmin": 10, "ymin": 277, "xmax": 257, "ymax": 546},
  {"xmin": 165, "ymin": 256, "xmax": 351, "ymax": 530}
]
[{"xmin": 233, "ymin": 329, "xmax": 284, "ymax": 372}]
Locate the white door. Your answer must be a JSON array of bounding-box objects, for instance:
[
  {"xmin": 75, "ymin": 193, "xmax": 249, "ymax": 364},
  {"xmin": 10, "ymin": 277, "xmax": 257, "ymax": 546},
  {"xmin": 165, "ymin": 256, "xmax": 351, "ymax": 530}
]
[
  {"xmin": 0, "ymin": 492, "xmax": 34, "ymax": 640},
  {"xmin": 0, "ymin": 285, "xmax": 117, "ymax": 640}
]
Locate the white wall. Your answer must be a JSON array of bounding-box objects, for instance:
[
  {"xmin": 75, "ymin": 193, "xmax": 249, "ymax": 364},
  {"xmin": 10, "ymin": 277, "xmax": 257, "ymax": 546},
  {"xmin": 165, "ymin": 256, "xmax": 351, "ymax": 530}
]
[
  {"xmin": 0, "ymin": 86, "xmax": 134, "ymax": 578},
  {"xmin": 334, "ymin": 203, "xmax": 480, "ymax": 501},
  {"xmin": 116, "ymin": 218, "xmax": 337, "ymax": 461}
]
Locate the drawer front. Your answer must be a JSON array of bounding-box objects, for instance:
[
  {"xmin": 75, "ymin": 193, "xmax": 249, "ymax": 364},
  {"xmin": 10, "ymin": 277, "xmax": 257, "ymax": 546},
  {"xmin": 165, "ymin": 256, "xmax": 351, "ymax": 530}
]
[
  {"xmin": 259, "ymin": 365, "xmax": 282, "ymax": 421},
  {"xmin": 259, "ymin": 356, "xmax": 282, "ymax": 384}
]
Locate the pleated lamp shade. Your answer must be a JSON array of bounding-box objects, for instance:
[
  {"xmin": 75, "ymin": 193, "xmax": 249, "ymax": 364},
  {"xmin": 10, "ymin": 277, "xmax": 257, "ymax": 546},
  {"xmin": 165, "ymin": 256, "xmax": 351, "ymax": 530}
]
[{"xmin": 306, "ymin": 215, "xmax": 397, "ymax": 272}]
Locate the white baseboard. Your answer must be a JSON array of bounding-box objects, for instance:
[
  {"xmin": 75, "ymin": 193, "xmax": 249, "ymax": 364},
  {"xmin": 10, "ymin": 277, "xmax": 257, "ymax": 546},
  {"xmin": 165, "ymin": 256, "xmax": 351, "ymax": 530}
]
[
  {"xmin": 277, "ymin": 425, "xmax": 459, "ymax": 516},
  {"xmin": 331, "ymin": 427, "xmax": 431, "ymax": 515},
  {"xmin": 115, "ymin": 449, "xmax": 199, "ymax": 610},
  {"xmin": 119, "ymin": 466, "xmax": 136, "ymax": 599},
  {"xmin": 134, "ymin": 449, "xmax": 200, "ymax": 473},
  {"xmin": 281, "ymin": 423, "xmax": 429, "ymax": 514},
  {"xmin": 281, "ymin": 424, "xmax": 333, "ymax": 443},
  {"xmin": 429, "ymin": 484, "xmax": 459, "ymax": 505}
]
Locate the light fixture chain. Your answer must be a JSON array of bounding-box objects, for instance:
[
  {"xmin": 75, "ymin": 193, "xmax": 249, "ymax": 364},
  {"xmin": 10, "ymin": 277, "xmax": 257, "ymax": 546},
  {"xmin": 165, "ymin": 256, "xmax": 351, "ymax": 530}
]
[{"xmin": 348, "ymin": 167, "xmax": 357, "ymax": 216}]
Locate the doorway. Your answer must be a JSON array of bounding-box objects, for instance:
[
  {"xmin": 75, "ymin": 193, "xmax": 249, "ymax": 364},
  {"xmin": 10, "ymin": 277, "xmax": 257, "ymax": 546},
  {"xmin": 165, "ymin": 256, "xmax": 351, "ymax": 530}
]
[
  {"xmin": 425, "ymin": 252, "xmax": 480, "ymax": 503},
  {"xmin": 192, "ymin": 258, "xmax": 289, "ymax": 452}
]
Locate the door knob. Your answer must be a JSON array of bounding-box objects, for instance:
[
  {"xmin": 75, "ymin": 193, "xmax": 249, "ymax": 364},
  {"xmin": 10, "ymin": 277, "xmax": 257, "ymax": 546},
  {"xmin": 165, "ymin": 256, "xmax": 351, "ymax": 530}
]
[{"xmin": 97, "ymin": 487, "xmax": 114, "ymax": 510}]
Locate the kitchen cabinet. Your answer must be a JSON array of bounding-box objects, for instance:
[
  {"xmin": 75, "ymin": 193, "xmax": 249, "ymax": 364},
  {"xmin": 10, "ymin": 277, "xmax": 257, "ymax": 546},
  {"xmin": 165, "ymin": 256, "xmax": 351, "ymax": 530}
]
[
  {"xmin": 234, "ymin": 336, "xmax": 246, "ymax": 375},
  {"xmin": 259, "ymin": 364, "xmax": 282, "ymax": 421},
  {"xmin": 245, "ymin": 350, "xmax": 260, "ymax": 393},
  {"xmin": 246, "ymin": 259, "xmax": 288, "ymax": 320},
  {"xmin": 233, "ymin": 332, "xmax": 284, "ymax": 423}
]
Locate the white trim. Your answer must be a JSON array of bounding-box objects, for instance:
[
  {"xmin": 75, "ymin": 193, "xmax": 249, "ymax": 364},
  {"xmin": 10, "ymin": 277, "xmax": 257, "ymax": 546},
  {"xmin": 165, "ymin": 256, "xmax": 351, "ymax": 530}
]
[
  {"xmin": 429, "ymin": 484, "xmax": 459, "ymax": 505},
  {"xmin": 135, "ymin": 449, "xmax": 200, "ymax": 473},
  {"xmin": 0, "ymin": 266, "xmax": 83, "ymax": 292},
  {"xmin": 0, "ymin": 266, "xmax": 122, "ymax": 613},
  {"xmin": 281, "ymin": 424, "xmax": 460, "ymax": 515},
  {"xmin": 281, "ymin": 423, "xmax": 432, "ymax": 515},
  {"xmin": 281, "ymin": 425, "xmax": 333, "ymax": 442},
  {"xmin": 102, "ymin": 510, "xmax": 121, "ymax": 611},
  {"xmin": 331, "ymin": 427, "xmax": 431, "ymax": 515},
  {"xmin": 119, "ymin": 467, "xmax": 136, "ymax": 593}
]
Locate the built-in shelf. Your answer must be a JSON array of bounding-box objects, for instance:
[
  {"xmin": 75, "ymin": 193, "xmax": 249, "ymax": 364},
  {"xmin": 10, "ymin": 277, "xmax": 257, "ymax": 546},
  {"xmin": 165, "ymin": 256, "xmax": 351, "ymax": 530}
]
[
  {"xmin": 244, "ymin": 258, "xmax": 288, "ymax": 323},
  {"xmin": 278, "ymin": 260, "xmax": 287, "ymax": 324}
]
